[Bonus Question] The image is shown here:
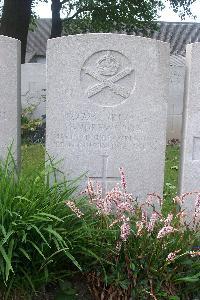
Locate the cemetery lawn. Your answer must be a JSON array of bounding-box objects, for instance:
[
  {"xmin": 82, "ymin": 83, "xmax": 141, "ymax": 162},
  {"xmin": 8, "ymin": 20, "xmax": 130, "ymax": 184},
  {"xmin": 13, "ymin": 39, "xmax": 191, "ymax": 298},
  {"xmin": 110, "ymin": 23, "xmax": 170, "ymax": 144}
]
[
  {"xmin": 163, "ymin": 144, "xmax": 180, "ymax": 211},
  {"xmin": 21, "ymin": 143, "xmax": 180, "ymax": 200},
  {"xmin": 21, "ymin": 144, "xmax": 45, "ymax": 178}
]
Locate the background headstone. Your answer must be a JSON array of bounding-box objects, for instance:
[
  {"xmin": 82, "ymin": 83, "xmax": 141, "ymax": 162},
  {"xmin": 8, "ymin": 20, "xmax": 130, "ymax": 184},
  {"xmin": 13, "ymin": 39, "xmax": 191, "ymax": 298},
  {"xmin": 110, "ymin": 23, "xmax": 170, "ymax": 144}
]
[
  {"xmin": 179, "ymin": 42, "xmax": 200, "ymax": 215},
  {"xmin": 167, "ymin": 55, "xmax": 185, "ymax": 141},
  {"xmin": 0, "ymin": 36, "xmax": 21, "ymax": 166},
  {"xmin": 21, "ymin": 63, "xmax": 46, "ymax": 119},
  {"xmin": 46, "ymin": 34, "xmax": 169, "ymax": 201}
]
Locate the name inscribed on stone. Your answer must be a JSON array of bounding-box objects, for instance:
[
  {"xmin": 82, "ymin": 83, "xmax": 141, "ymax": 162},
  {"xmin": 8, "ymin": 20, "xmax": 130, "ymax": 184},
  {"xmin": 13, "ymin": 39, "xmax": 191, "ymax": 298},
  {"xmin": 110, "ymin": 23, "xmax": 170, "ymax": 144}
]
[{"xmin": 52, "ymin": 111, "xmax": 139, "ymax": 151}]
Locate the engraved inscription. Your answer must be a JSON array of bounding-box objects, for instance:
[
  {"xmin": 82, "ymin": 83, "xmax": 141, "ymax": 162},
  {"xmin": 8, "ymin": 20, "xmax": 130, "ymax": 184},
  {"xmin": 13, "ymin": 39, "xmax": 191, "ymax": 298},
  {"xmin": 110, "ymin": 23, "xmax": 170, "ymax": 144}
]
[
  {"xmin": 53, "ymin": 130, "xmax": 133, "ymax": 150},
  {"xmin": 192, "ymin": 137, "xmax": 200, "ymax": 160},
  {"xmin": 52, "ymin": 111, "xmax": 140, "ymax": 151},
  {"xmin": 51, "ymin": 110, "xmax": 140, "ymax": 151},
  {"xmin": 90, "ymin": 155, "xmax": 120, "ymax": 195},
  {"xmin": 81, "ymin": 50, "xmax": 135, "ymax": 107}
]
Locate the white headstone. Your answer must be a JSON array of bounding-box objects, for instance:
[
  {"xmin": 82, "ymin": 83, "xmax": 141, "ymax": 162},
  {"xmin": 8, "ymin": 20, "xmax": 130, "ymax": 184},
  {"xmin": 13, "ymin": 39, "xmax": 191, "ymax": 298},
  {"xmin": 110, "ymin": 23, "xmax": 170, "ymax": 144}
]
[
  {"xmin": 46, "ymin": 34, "xmax": 169, "ymax": 201},
  {"xmin": 0, "ymin": 36, "xmax": 21, "ymax": 166},
  {"xmin": 21, "ymin": 63, "xmax": 46, "ymax": 119},
  {"xmin": 180, "ymin": 43, "xmax": 200, "ymax": 214},
  {"xmin": 167, "ymin": 55, "xmax": 185, "ymax": 141}
]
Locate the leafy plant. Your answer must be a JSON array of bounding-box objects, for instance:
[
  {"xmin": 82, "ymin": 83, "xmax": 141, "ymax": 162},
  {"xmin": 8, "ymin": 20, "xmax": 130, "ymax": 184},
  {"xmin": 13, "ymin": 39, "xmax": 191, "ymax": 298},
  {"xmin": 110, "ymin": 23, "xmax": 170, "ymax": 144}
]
[
  {"xmin": 70, "ymin": 169, "xmax": 200, "ymax": 299},
  {"xmin": 1, "ymin": 144, "xmax": 199, "ymax": 299},
  {"xmin": 0, "ymin": 151, "xmax": 84, "ymax": 299},
  {"xmin": 0, "ymin": 150, "xmax": 117, "ymax": 299}
]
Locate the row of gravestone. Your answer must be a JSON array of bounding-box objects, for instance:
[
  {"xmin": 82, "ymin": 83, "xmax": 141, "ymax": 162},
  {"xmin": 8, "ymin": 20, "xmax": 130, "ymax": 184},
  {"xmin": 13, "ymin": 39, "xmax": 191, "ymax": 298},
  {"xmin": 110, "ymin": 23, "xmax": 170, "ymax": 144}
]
[{"xmin": 0, "ymin": 34, "xmax": 199, "ymax": 215}]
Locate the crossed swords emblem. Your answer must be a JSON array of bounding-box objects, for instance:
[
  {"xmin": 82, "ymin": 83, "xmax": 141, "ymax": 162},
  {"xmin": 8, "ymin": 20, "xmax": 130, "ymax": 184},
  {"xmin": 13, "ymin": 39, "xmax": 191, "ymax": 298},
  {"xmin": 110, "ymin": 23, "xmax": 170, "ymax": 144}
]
[{"xmin": 83, "ymin": 61, "xmax": 134, "ymax": 99}]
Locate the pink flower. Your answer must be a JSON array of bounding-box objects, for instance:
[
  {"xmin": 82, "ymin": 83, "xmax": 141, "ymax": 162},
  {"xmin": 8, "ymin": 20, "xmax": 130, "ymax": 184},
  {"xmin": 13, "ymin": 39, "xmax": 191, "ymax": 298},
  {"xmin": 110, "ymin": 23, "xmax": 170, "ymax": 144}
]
[
  {"xmin": 177, "ymin": 191, "xmax": 200, "ymax": 208},
  {"xmin": 120, "ymin": 219, "xmax": 131, "ymax": 241},
  {"xmin": 146, "ymin": 193, "xmax": 163, "ymax": 208},
  {"xmin": 177, "ymin": 211, "xmax": 187, "ymax": 225},
  {"xmin": 142, "ymin": 210, "xmax": 147, "ymax": 225},
  {"xmin": 84, "ymin": 169, "xmax": 135, "ymax": 241},
  {"xmin": 136, "ymin": 221, "xmax": 144, "ymax": 236},
  {"xmin": 84, "ymin": 169, "xmax": 135, "ymax": 219},
  {"xmin": 164, "ymin": 213, "xmax": 173, "ymax": 226},
  {"xmin": 189, "ymin": 251, "xmax": 200, "ymax": 257},
  {"xmin": 83, "ymin": 179, "xmax": 96, "ymax": 204},
  {"xmin": 96, "ymin": 198, "xmax": 112, "ymax": 215},
  {"xmin": 147, "ymin": 212, "xmax": 159, "ymax": 233},
  {"xmin": 173, "ymin": 196, "xmax": 183, "ymax": 205},
  {"xmin": 117, "ymin": 202, "xmax": 135, "ymax": 214},
  {"xmin": 146, "ymin": 194, "xmax": 153, "ymax": 206},
  {"xmin": 194, "ymin": 194, "xmax": 200, "ymax": 222},
  {"xmin": 135, "ymin": 210, "xmax": 148, "ymax": 236},
  {"xmin": 65, "ymin": 201, "xmax": 84, "ymax": 218},
  {"xmin": 157, "ymin": 225, "xmax": 177, "ymax": 239},
  {"xmin": 166, "ymin": 250, "xmax": 181, "ymax": 262},
  {"xmin": 119, "ymin": 167, "xmax": 127, "ymax": 191}
]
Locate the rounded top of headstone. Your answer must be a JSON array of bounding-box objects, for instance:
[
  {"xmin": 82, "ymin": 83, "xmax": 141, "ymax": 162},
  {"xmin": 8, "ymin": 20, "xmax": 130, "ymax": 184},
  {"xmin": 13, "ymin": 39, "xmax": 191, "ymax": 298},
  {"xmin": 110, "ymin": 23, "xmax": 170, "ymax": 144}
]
[
  {"xmin": 97, "ymin": 51, "xmax": 119, "ymax": 76},
  {"xmin": 0, "ymin": 35, "xmax": 20, "ymax": 43}
]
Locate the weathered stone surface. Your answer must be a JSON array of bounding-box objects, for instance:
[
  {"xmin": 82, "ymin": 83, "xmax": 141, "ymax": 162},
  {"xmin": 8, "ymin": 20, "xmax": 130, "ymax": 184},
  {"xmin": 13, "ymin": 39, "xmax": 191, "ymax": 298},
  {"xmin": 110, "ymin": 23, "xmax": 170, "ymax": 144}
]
[
  {"xmin": 180, "ymin": 43, "xmax": 200, "ymax": 215},
  {"xmin": 0, "ymin": 36, "xmax": 21, "ymax": 166},
  {"xmin": 21, "ymin": 63, "xmax": 46, "ymax": 119},
  {"xmin": 46, "ymin": 34, "xmax": 169, "ymax": 201},
  {"xmin": 167, "ymin": 55, "xmax": 185, "ymax": 141}
]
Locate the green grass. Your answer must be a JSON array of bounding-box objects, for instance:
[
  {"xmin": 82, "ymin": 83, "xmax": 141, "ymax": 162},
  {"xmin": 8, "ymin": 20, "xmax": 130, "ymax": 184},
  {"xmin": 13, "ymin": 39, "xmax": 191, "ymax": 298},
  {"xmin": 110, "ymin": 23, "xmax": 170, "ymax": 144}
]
[
  {"xmin": 21, "ymin": 144, "xmax": 45, "ymax": 178},
  {"xmin": 21, "ymin": 143, "xmax": 181, "ymax": 200},
  {"xmin": 164, "ymin": 145, "xmax": 180, "ymax": 197},
  {"xmin": 163, "ymin": 144, "xmax": 180, "ymax": 212}
]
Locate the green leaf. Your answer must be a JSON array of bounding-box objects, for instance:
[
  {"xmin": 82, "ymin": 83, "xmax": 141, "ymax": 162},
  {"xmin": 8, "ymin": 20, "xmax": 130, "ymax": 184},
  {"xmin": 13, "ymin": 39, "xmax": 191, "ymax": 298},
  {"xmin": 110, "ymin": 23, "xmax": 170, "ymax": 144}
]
[
  {"xmin": 30, "ymin": 215, "xmax": 53, "ymax": 222},
  {"xmin": 14, "ymin": 196, "xmax": 32, "ymax": 203},
  {"xmin": 28, "ymin": 240, "xmax": 45, "ymax": 259},
  {"xmin": 0, "ymin": 225, "xmax": 7, "ymax": 237},
  {"xmin": 119, "ymin": 279, "xmax": 130, "ymax": 290},
  {"xmin": 6, "ymin": 239, "xmax": 14, "ymax": 281},
  {"xmin": 29, "ymin": 224, "xmax": 50, "ymax": 247},
  {"xmin": 0, "ymin": 245, "xmax": 13, "ymax": 281},
  {"xmin": 130, "ymin": 262, "xmax": 136, "ymax": 272},
  {"xmin": 176, "ymin": 272, "xmax": 200, "ymax": 283},
  {"xmin": 19, "ymin": 248, "xmax": 31, "ymax": 261},
  {"xmin": 45, "ymin": 227, "xmax": 67, "ymax": 247},
  {"xmin": 37, "ymin": 212, "xmax": 64, "ymax": 222},
  {"xmin": 1, "ymin": 230, "xmax": 14, "ymax": 246},
  {"xmin": 63, "ymin": 249, "xmax": 82, "ymax": 271}
]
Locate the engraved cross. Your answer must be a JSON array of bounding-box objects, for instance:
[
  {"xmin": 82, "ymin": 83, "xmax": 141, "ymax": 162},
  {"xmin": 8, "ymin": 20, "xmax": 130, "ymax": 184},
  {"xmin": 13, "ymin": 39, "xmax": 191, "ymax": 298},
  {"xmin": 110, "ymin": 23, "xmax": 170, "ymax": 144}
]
[{"xmin": 90, "ymin": 155, "xmax": 120, "ymax": 195}]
